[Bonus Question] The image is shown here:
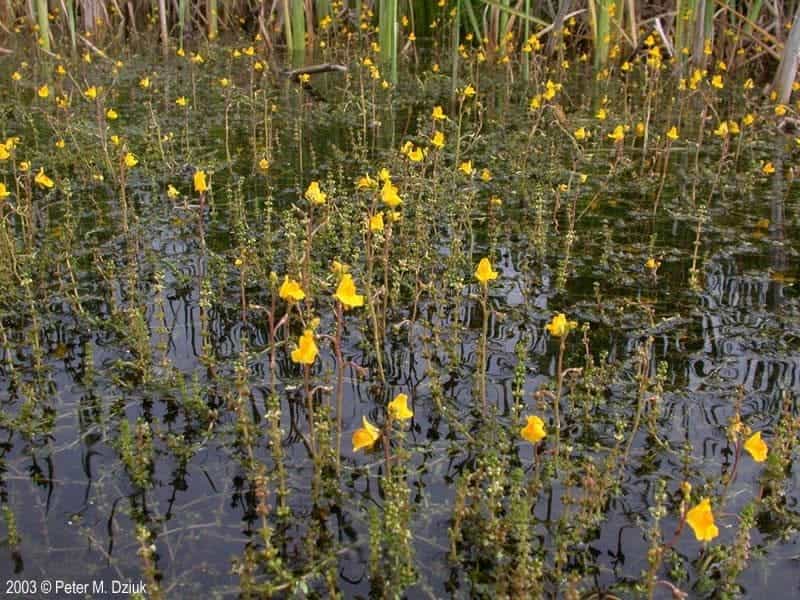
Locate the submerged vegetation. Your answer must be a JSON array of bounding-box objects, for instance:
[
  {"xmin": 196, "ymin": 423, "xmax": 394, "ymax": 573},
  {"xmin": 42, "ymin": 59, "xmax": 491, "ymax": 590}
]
[{"xmin": 0, "ymin": 0, "xmax": 799, "ymax": 598}]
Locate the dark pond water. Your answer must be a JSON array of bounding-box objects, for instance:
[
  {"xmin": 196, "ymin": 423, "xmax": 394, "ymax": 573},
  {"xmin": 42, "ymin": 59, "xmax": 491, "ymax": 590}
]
[{"xmin": 0, "ymin": 45, "xmax": 799, "ymax": 599}]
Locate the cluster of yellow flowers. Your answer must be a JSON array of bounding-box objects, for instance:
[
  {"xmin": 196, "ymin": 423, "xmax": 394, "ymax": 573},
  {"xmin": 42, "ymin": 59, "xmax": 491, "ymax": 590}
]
[{"xmin": 530, "ymin": 79, "xmax": 562, "ymax": 110}]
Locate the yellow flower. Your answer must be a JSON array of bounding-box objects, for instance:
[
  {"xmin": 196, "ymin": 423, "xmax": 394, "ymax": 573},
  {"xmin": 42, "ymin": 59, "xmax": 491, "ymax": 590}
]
[
  {"xmin": 462, "ymin": 84, "xmax": 476, "ymax": 98},
  {"xmin": 194, "ymin": 170, "xmax": 208, "ymax": 193},
  {"xmin": 728, "ymin": 120, "xmax": 740, "ymax": 135},
  {"xmin": 176, "ymin": 96, "xmax": 188, "ymax": 107},
  {"xmin": 574, "ymin": 127, "xmax": 588, "ymax": 141},
  {"xmin": 743, "ymin": 78, "xmax": 754, "ymax": 90},
  {"xmin": 106, "ymin": 108, "xmax": 118, "ymax": 120},
  {"xmin": 388, "ymin": 393, "xmax": 413, "ymax": 420},
  {"xmin": 219, "ymin": 78, "xmax": 231, "ymax": 88},
  {"xmin": 744, "ymin": 431, "xmax": 768, "ymax": 462},
  {"xmin": 775, "ymin": 104, "xmax": 787, "ymax": 116},
  {"xmin": 520, "ymin": 415, "xmax": 547, "ymax": 443},
  {"xmin": 645, "ymin": 257, "xmax": 661, "ymax": 271},
  {"xmin": 711, "ymin": 74, "xmax": 723, "ymax": 89},
  {"xmin": 110, "ymin": 135, "xmax": 121, "ymax": 146},
  {"xmin": 636, "ymin": 122, "xmax": 646, "ymax": 137},
  {"xmin": 11, "ymin": 71, "xmax": 22, "ymax": 81},
  {"xmin": 176, "ymin": 48, "xmax": 185, "ymax": 57},
  {"xmin": 124, "ymin": 153, "xmax": 138, "ymax": 168},
  {"xmin": 139, "ymin": 76, "xmax": 151, "ymax": 89},
  {"xmin": 258, "ymin": 158, "xmax": 270, "ymax": 171},
  {"xmin": 305, "ymin": 181, "xmax": 327, "ymax": 205},
  {"xmin": 685, "ymin": 498, "xmax": 719, "ymax": 542},
  {"xmin": 474, "ymin": 257, "xmax": 498, "ymax": 285},
  {"xmin": 19, "ymin": 161, "xmax": 30, "ymax": 172},
  {"xmin": 608, "ymin": 125, "xmax": 625, "ymax": 142},
  {"xmin": 666, "ymin": 126, "xmax": 678, "ymax": 140},
  {"xmin": 431, "ymin": 105, "xmax": 446, "ymax": 120},
  {"xmin": 331, "ymin": 260, "xmax": 350, "ymax": 275},
  {"xmin": 0, "ymin": 145, "xmax": 9, "ymax": 161},
  {"xmin": 167, "ymin": 184, "xmax": 180, "ymax": 199},
  {"xmin": 37, "ymin": 84, "xmax": 49, "ymax": 98},
  {"xmin": 334, "ymin": 274, "xmax": 364, "ymax": 309},
  {"xmin": 480, "ymin": 168, "xmax": 492, "ymax": 182},
  {"xmin": 352, "ymin": 416, "xmax": 380, "ymax": 451},
  {"xmin": 381, "ymin": 180, "xmax": 402, "ymax": 208},
  {"xmin": 34, "ymin": 168, "xmax": 54, "ymax": 189},
  {"xmin": 545, "ymin": 313, "xmax": 577, "ymax": 337},
  {"xmin": 369, "ymin": 212, "xmax": 384, "ymax": 232},
  {"xmin": 279, "ymin": 276, "xmax": 305, "ymax": 302},
  {"xmin": 357, "ymin": 173, "xmax": 378, "ymax": 189},
  {"xmin": 84, "ymin": 86, "xmax": 98, "ymax": 100},
  {"xmin": 378, "ymin": 168, "xmax": 391, "ymax": 183},
  {"xmin": 431, "ymin": 130, "xmax": 445, "ymax": 149},
  {"xmin": 0, "ymin": 183, "xmax": 10, "ymax": 199},
  {"xmin": 299, "ymin": 73, "xmax": 311, "ymax": 84},
  {"xmin": 55, "ymin": 139, "xmax": 65, "ymax": 149},
  {"xmin": 714, "ymin": 122, "xmax": 729, "ymax": 137},
  {"xmin": 406, "ymin": 145, "xmax": 425, "ymax": 162},
  {"xmin": 459, "ymin": 160, "xmax": 475, "ymax": 176},
  {"xmin": 743, "ymin": 113, "xmax": 755, "ymax": 126},
  {"xmin": 290, "ymin": 329, "xmax": 318, "ymax": 365},
  {"xmin": 595, "ymin": 108, "xmax": 608, "ymax": 121},
  {"xmin": 762, "ymin": 162, "xmax": 775, "ymax": 175}
]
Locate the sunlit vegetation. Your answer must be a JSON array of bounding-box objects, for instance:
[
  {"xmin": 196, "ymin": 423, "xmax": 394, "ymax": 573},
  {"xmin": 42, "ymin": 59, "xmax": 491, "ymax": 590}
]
[{"xmin": 0, "ymin": 1, "xmax": 799, "ymax": 597}]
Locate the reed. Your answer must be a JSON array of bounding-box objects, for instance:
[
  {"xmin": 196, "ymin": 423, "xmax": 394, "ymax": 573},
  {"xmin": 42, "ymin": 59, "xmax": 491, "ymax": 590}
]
[
  {"xmin": 772, "ymin": 3, "xmax": 800, "ymax": 104},
  {"xmin": 291, "ymin": 0, "xmax": 306, "ymax": 55},
  {"xmin": 36, "ymin": 0, "xmax": 51, "ymax": 52},
  {"xmin": 64, "ymin": 0, "xmax": 77, "ymax": 54},
  {"xmin": 158, "ymin": 0, "xmax": 169, "ymax": 56},
  {"xmin": 592, "ymin": 0, "xmax": 612, "ymax": 74},
  {"xmin": 208, "ymin": 0, "xmax": 219, "ymax": 40},
  {"xmin": 378, "ymin": 0, "xmax": 398, "ymax": 83}
]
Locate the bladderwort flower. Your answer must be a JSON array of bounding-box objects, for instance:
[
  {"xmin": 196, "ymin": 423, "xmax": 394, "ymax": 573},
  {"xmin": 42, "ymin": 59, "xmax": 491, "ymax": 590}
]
[
  {"xmin": 194, "ymin": 170, "xmax": 208, "ymax": 193},
  {"xmin": 124, "ymin": 153, "xmax": 138, "ymax": 168},
  {"xmin": 520, "ymin": 415, "xmax": 547, "ymax": 444},
  {"xmin": 380, "ymin": 180, "xmax": 401, "ymax": 208},
  {"xmin": 545, "ymin": 313, "xmax": 577, "ymax": 338},
  {"xmin": 685, "ymin": 497, "xmax": 719, "ymax": 542},
  {"xmin": 334, "ymin": 274, "xmax": 364, "ymax": 309},
  {"xmin": 369, "ymin": 212, "xmax": 384, "ymax": 233},
  {"xmin": 291, "ymin": 329, "xmax": 318, "ymax": 365},
  {"xmin": 35, "ymin": 168, "xmax": 54, "ymax": 189},
  {"xmin": 744, "ymin": 431, "xmax": 768, "ymax": 462},
  {"xmin": 474, "ymin": 257, "xmax": 498, "ymax": 286},
  {"xmin": 352, "ymin": 416, "xmax": 380, "ymax": 451},
  {"xmin": 388, "ymin": 393, "xmax": 413, "ymax": 420},
  {"xmin": 304, "ymin": 181, "xmax": 327, "ymax": 205},
  {"xmin": 279, "ymin": 276, "xmax": 305, "ymax": 302}
]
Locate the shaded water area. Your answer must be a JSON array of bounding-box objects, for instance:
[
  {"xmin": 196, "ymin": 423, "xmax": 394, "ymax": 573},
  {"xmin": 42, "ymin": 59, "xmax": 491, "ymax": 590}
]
[{"xmin": 0, "ymin": 46, "xmax": 799, "ymax": 598}]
